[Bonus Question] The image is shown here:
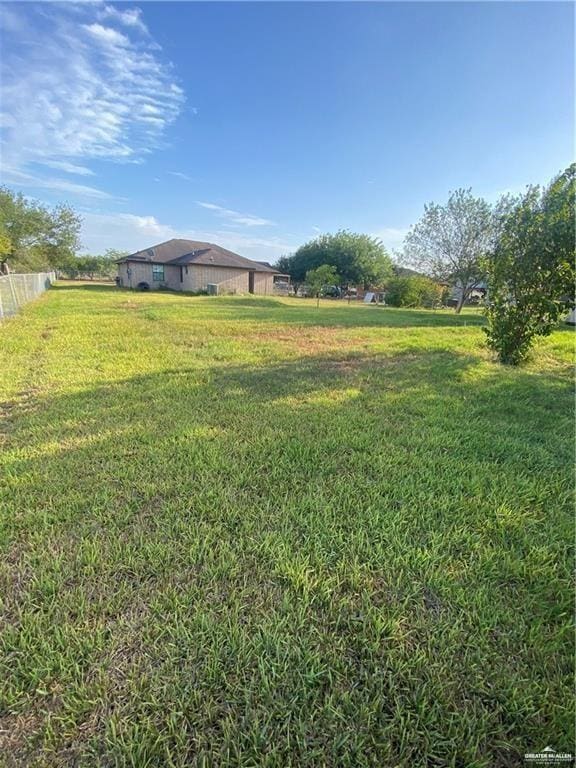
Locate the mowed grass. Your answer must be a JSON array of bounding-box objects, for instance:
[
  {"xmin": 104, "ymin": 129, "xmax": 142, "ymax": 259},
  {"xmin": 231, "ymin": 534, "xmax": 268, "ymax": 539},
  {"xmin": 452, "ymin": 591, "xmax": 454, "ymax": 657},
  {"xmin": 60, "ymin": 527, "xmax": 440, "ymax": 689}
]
[{"xmin": 0, "ymin": 283, "xmax": 573, "ymax": 767}]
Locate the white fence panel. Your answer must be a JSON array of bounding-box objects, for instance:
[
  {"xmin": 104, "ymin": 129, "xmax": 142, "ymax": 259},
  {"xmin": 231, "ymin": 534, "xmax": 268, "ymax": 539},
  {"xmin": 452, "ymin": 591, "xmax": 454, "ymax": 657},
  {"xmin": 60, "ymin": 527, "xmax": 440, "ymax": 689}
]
[{"xmin": 0, "ymin": 272, "xmax": 56, "ymax": 319}]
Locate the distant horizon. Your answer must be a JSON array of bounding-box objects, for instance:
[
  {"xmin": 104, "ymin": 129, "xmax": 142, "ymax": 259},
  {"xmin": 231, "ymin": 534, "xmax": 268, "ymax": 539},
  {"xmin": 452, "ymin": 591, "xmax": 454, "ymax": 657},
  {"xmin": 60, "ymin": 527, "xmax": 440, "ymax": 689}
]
[{"xmin": 0, "ymin": 1, "xmax": 573, "ymax": 260}]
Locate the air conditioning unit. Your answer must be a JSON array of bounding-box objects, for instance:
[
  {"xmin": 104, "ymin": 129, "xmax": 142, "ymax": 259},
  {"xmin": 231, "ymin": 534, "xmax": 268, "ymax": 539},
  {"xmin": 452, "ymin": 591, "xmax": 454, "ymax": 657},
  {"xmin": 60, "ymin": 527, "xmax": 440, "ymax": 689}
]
[{"xmin": 206, "ymin": 283, "xmax": 218, "ymax": 296}]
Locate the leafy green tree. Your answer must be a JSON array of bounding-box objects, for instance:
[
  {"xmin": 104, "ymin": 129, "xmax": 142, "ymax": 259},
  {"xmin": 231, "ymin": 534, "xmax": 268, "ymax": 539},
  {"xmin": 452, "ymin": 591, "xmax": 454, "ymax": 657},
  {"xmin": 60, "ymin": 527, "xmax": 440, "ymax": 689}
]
[
  {"xmin": 98, "ymin": 250, "xmax": 125, "ymax": 279},
  {"xmin": 43, "ymin": 204, "xmax": 82, "ymax": 271},
  {"xmin": 103, "ymin": 249, "xmax": 129, "ymax": 264},
  {"xmin": 385, "ymin": 276, "xmax": 443, "ymax": 308},
  {"xmin": 305, "ymin": 264, "xmax": 340, "ymax": 307},
  {"xmin": 275, "ymin": 255, "xmax": 293, "ymax": 276},
  {"xmin": 404, "ymin": 189, "xmax": 494, "ymax": 313},
  {"xmin": 64, "ymin": 250, "xmax": 127, "ymax": 279},
  {"xmin": 0, "ymin": 187, "xmax": 81, "ymax": 272},
  {"xmin": 0, "ymin": 225, "xmax": 11, "ymax": 256},
  {"xmin": 484, "ymin": 164, "xmax": 575, "ymax": 365},
  {"xmin": 73, "ymin": 255, "xmax": 102, "ymax": 279},
  {"xmin": 281, "ymin": 231, "xmax": 392, "ymax": 289},
  {"xmin": 0, "ymin": 223, "xmax": 12, "ymax": 273}
]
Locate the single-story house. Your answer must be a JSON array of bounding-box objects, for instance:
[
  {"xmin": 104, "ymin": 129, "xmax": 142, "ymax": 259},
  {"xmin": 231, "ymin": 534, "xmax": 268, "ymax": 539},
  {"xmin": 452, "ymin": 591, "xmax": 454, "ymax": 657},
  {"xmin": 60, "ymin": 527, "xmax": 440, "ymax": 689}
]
[{"xmin": 116, "ymin": 239, "xmax": 289, "ymax": 295}]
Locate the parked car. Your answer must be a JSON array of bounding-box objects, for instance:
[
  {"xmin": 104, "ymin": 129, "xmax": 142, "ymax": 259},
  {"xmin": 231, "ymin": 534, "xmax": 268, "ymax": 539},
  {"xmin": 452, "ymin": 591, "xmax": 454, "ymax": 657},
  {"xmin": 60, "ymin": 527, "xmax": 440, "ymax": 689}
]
[{"xmin": 322, "ymin": 285, "xmax": 342, "ymax": 298}]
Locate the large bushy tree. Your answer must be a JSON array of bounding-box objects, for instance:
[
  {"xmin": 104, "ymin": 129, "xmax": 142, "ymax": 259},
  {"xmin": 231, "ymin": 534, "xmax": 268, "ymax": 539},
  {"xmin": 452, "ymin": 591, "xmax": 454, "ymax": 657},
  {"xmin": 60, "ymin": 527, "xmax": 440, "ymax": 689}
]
[
  {"xmin": 278, "ymin": 230, "xmax": 392, "ymax": 288},
  {"xmin": 0, "ymin": 187, "xmax": 81, "ymax": 272},
  {"xmin": 484, "ymin": 164, "xmax": 575, "ymax": 365},
  {"xmin": 403, "ymin": 189, "xmax": 494, "ymax": 313}
]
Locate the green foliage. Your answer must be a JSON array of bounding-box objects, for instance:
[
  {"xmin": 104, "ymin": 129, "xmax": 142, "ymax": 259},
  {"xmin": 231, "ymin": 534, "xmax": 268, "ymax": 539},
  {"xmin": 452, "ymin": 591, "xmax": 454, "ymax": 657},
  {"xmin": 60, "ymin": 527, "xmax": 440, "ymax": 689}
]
[
  {"xmin": 0, "ymin": 223, "xmax": 11, "ymax": 260},
  {"xmin": 0, "ymin": 286, "xmax": 572, "ymax": 765},
  {"xmin": 305, "ymin": 264, "xmax": 340, "ymax": 298},
  {"xmin": 280, "ymin": 230, "xmax": 392, "ymax": 287},
  {"xmin": 385, "ymin": 275, "xmax": 444, "ymax": 308},
  {"xmin": 485, "ymin": 164, "xmax": 576, "ymax": 365},
  {"xmin": 65, "ymin": 250, "xmax": 128, "ymax": 279},
  {"xmin": 275, "ymin": 254, "xmax": 293, "ymax": 276},
  {"xmin": 0, "ymin": 186, "xmax": 82, "ymax": 272},
  {"xmin": 404, "ymin": 189, "xmax": 494, "ymax": 313}
]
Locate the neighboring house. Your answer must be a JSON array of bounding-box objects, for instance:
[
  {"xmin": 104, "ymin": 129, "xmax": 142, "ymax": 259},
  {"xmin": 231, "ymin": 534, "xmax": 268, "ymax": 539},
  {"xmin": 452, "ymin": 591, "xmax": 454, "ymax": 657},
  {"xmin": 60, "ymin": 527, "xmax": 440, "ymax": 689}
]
[
  {"xmin": 449, "ymin": 279, "xmax": 488, "ymax": 305},
  {"xmin": 116, "ymin": 239, "xmax": 289, "ymax": 295}
]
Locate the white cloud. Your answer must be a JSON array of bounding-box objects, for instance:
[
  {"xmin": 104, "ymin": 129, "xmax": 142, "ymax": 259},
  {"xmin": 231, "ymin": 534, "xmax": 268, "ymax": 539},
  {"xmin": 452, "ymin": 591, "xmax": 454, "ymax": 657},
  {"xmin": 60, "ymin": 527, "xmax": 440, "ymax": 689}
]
[
  {"xmin": 168, "ymin": 171, "xmax": 193, "ymax": 181},
  {"xmin": 485, "ymin": 185, "xmax": 528, "ymax": 203},
  {"xmin": 41, "ymin": 161, "xmax": 95, "ymax": 176},
  {"xmin": 0, "ymin": 3, "xmax": 184, "ymax": 199},
  {"xmin": 197, "ymin": 201, "xmax": 275, "ymax": 227},
  {"xmin": 371, "ymin": 227, "xmax": 409, "ymax": 253},
  {"xmin": 80, "ymin": 211, "xmax": 296, "ymax": 261},
  {"xmin": 0, "ymin": 167, "xmax": 113, "ymax": 199},
  {"xmin": 82, "ymin": 22, "xmax": 130, "ymax": 47},
  {"xmin": 100, "ymin": 5, "xmax": 149, "ymax": 35}
]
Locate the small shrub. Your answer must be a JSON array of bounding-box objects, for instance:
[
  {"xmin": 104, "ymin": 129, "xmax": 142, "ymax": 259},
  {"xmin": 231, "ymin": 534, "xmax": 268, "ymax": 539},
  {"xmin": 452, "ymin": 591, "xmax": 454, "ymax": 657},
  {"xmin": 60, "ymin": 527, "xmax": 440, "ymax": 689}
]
[
  {"xmin": 385, "ymin": 276, "xmax": 443, "ymax": 308},
  {"xmin": 485, "ymin": 164, "xmax": 575, "ymax": 365}
]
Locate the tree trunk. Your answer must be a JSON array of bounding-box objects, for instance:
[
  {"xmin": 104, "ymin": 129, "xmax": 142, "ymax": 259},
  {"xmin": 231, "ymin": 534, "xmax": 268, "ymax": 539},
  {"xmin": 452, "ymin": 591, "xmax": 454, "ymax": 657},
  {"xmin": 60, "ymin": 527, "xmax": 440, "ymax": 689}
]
[{"xmin": 455, "ymin": 290, "xmax": 466, "ymax": 314}]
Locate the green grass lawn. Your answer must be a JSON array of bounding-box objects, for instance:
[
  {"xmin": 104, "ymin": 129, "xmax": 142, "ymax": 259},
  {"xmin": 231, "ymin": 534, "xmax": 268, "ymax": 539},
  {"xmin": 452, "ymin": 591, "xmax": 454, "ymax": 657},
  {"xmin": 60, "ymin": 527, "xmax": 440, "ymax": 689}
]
[{"xmin": 0, "ymin": 283, "xmax": 573, "ymax": 767}]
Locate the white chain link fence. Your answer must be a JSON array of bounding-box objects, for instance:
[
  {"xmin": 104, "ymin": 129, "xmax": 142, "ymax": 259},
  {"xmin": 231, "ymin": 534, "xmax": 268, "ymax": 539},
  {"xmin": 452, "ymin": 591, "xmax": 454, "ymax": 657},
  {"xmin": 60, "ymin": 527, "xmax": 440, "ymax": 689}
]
[{"xmin": 0, "ymin": 272, "xmax": 56, "ymax": 319}]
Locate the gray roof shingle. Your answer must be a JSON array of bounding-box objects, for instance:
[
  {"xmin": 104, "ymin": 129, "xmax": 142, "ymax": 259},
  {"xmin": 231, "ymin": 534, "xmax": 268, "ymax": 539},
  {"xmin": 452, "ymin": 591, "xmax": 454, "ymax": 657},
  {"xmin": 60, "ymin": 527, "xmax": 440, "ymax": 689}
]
[{"xmin": 118, "ymin": 239, "xmax": 279, "ymax": 272}]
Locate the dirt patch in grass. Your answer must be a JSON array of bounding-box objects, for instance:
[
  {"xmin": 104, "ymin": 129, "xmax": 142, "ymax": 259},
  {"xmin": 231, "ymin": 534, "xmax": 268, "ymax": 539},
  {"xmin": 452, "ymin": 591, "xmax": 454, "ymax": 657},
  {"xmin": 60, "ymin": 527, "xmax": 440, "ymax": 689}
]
[
  {"xmin": 0, "ymin": 711, "xmax": 46, "ymax": 768},
  {"xmin": 232, "ymin": 326, "xmax": 370, "ymax": 355}
]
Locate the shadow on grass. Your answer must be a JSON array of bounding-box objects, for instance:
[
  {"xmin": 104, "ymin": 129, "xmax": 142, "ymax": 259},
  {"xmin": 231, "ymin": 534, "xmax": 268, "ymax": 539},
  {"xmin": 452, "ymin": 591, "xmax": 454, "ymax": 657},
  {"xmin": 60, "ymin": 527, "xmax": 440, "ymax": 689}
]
[
  {"xmin": 1, "ymin": 348, "xmax": 573, "ymax": 765},
  {"xmin": 197, "ymin": 299, "xmax": 487, "ymax": 328},
  {"xmin": 5, "ymin": 347, "xmax": 572, "ymax": 496},
  {"xmin": 51, "ymin": 282, "xmax": 117, "ymax": 292}
]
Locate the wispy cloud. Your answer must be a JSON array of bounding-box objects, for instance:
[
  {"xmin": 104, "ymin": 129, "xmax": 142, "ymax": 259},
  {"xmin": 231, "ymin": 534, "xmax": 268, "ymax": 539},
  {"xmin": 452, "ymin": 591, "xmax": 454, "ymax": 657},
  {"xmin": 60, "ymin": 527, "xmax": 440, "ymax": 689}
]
[
  {"xmin": 82, "ymin": 22, "xmax": 131, "ymax": 48},
  {"xmin": 41, "ymin": 161, "xmax": 95, "ymax": 177},
  {"xmin": 99, "ymin": 5, "xmax": 150, "ymax": 36},
  {"xmin": 0, "ymin": 3, "xmax": 184, "ymax": 199},
  {"xmin": 485, "ymin": 184, "xmax": 529, "ymax": 203},
  {"xmin": 168, "ymin": 171, "xmax": 194, "ymax": 181},
  {"xmin": 80, "ymin": 211, "xmax": 296, "ymax": 260},
  {"xmin": 371, "ymin": 227, "xmax": 410, "ymax": 252},
  {"xmin": 197, "ymin": 201, "xmax": 275, "ymax": 227},
  {"xmin": 0, "ymin": 168, "xmax": 113, "ymax": 200}
]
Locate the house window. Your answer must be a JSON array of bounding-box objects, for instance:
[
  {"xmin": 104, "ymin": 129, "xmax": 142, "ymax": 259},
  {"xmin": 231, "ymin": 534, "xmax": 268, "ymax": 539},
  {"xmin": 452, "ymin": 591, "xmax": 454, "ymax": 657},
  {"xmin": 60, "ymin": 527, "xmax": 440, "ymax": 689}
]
[{"xmin": 152, "ymin": 264, "xmax": 165, "ymax": 282}]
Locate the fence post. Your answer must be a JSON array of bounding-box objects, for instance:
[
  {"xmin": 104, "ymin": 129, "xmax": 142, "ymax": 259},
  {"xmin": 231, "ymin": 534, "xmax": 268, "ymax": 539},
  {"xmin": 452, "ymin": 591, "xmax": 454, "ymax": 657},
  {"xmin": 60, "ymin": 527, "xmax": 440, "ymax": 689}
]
[{"xmin": 8, "ymin": 274, "xmax": 18, "ymax": 314}]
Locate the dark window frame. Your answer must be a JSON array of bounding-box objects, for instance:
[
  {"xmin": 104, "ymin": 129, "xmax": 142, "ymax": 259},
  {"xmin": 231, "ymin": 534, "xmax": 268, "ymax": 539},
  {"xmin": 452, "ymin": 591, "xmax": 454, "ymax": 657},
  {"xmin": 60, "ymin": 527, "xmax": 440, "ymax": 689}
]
[{"xmin": 152, "ymin": 264, "xmax": 165, "ymax": 282}]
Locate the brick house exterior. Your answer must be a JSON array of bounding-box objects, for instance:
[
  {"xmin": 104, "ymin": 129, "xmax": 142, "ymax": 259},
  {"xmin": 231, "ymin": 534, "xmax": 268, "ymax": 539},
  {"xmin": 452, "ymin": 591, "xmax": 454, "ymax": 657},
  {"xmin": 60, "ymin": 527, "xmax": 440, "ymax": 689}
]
[{"xmin": 116, "ymin": 239, "xmax": 289, "ymax": 296}]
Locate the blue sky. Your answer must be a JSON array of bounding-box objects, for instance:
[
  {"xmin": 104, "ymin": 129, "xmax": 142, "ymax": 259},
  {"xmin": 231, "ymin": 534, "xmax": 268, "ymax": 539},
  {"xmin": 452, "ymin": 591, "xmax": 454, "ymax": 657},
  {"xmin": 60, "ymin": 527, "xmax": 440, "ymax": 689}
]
[{"xmin": 0, "ymin": 1, "xmax": 573, "ymax": 262}]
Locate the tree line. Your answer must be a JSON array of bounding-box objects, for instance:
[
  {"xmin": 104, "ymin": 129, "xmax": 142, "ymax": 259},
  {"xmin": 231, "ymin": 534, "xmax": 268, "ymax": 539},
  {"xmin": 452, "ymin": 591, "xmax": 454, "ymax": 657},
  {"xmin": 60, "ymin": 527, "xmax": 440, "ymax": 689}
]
[
  {"xmin": 0, "ymin": 187, "xmax": 125, "ymax": 278},
  {"xmin": 0, "ymin": 162, "xmax": 573, "ymax": 365},
  {"xmin": 277, "ymin": 164, "xmax": 575, "ymax": 364}
]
